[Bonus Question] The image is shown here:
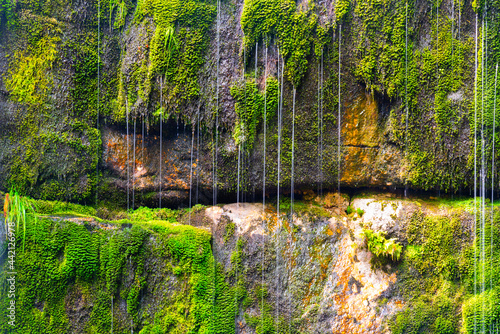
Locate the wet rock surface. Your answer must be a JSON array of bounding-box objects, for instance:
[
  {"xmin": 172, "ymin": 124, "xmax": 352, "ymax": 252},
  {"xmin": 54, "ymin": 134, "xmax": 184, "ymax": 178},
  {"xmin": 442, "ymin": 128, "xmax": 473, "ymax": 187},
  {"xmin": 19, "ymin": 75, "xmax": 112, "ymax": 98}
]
[{"xmin": 204, "ymin": 196, "xmax": 411, "ymax": 333}]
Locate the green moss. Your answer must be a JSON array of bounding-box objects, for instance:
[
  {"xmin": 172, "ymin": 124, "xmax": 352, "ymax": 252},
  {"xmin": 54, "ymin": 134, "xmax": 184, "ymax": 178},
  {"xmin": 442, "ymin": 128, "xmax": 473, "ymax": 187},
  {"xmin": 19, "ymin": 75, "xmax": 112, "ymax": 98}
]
[
  {"xmin": 244, "ymin": 285, "xmax": 277, "ymax": 334},
  {"xmin": 462, "ymin": 288, "xmax": 500, "ymax": 333},
  {"xmin": 231, "ymin": 78, "xmax": 268, "ymax": 149},
  {"xmin": 0, "ymin": 205, "xmax": 246, "ymax": 333},
  {"xmin": 241, "ymin": 0, "xmax": 320, "ymax": 87},
  {"xmin": 5, "ymin": 36, "xmax": 58, "ymax": 106},
  {"xmin": 115, "ymin": 0, "xmax": 216, "ymax": 123}
]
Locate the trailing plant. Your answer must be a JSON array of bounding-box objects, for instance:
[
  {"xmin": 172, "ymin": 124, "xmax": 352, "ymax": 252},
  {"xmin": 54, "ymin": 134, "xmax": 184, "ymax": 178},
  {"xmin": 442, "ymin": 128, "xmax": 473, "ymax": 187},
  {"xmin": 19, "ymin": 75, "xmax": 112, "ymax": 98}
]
[
  {"xmin": 360, "ymin": 228, "xmax": 402, "ymax": 261},
  {"xmin": 3, "ymin": 190, "xmax": 37, "ymax": 252}
]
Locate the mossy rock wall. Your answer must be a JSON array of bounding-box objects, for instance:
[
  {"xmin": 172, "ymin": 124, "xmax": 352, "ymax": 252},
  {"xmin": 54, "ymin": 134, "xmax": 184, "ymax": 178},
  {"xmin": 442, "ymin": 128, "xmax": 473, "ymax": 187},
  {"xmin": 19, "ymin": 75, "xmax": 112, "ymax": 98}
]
[{"xmin": 1, "ymin": 0, "xmax": 499, "ymax": 206}]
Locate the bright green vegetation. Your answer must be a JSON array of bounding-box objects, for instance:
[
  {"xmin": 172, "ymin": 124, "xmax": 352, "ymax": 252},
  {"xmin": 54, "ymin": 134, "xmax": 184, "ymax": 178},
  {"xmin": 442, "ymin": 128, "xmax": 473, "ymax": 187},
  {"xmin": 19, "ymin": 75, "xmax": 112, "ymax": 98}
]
[
  {"xmin": 2, "ymin": 1, "xmax": 108, "ymax": 202},
  {"xmin": 391, "ymin": 204, "xmax": 500, "ymax": 333},
  {"xmin": 351, "ymin": 0, "xmax": 480, "ymax": 193},
  {"xmin": 114, "ymin": 0, "xmax": 216, "ymax": 123},
  {"xmin": 231, "ymin": 76, "xmax": 279, "ymax": 149},
  {"xmin": 241, "ymin": 0, "xmax": 325, "ymax": 87},
  {"xmin": 5, "ymin": 36, "xmax": 57, "ymax": 106},
  {"xmin": 360, "ymin": 228, "xmax": 402, "ymax": 261},
  {"xmin": 0, "ymin": 196, "xmax": 245, "ymax": 334},
  {"xmin": 3, "ymin": 190, "xmax": 37, "ymax": 252}
]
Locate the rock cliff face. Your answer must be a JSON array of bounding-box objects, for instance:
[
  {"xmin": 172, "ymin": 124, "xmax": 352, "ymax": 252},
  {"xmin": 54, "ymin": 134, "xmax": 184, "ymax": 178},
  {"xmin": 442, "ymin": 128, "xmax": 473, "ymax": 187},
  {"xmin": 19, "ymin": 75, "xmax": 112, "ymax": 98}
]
[
  {"xmin": 1, "ymin": 0, "xmax": 498, "ymax": 206},
  {"xmin": 2, "ymin": 192, "xmax": 494, "ymax": 333}
]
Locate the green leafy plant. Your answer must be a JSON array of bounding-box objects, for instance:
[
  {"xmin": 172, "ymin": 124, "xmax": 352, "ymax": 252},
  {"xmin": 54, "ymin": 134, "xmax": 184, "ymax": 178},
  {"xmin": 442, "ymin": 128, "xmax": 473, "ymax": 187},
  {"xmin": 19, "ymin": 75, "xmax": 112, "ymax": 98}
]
[
  {"xmin": 356, "ymin": 208, "xmax": 365, "ymax": 217},
  {"xmin": 346, "ymin": 205, "xmax": 354, "ymax": 215},
  {"xmin": 360, "ymin": 228, "xmax": 402, "ymax": 261},
  {"xmin": 3, "ymin": 190, "xmax": 37, "ymax": 252}
]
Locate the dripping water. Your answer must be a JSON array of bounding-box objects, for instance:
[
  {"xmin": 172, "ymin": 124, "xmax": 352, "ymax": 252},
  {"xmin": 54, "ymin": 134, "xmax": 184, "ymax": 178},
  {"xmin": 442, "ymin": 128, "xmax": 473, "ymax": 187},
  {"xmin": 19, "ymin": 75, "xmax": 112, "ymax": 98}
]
[
  {"xmin": 132, "ymin": 117, "xmax": 136, "ymax": 210},
  {"xmin": 142, "ymin": 114, "xmax": 145, "ymax": 204},
  {"xmin": 126, "ymin": 99, "xmax": 130, "ymax": 213},
  {"xmin": 96, "ymin": 0, "xmax": 100, "ymax": 206},
  {"xmin": 159, "ymin": 77, "xmax": 163, "ymax": 209},
  {"xmin": 261, "ymin": 38, "xmax": 268, "ymax": 332},
  {"xmin": 275, "ymin": 50, "xmax": 284, "ymax": 333},
  {"xmin": 480, "ymin": 10, "xmax": 486, "ymax": 332},
  {"xmin": 319, "ymin": 49, "xmax": 324, "ymax": 197},
  {"xmin": 252, "ymin": 41, "xmax": 258, "ymax": 204},
  {"xmin": 189, "ymin": 126, "xmax": 195, "ymax": 223},
  {"xmin": 237, "ymin": 48, "xmax": 245, "ymax": 207},
  {"xmin": 337, "ymin": 25, "xmax": 342, "ymax": 198},
  {"xmin": 473, "ymin": 11, "xmax": 478, "ymax": 334},
  {"xmin": 317, "ymin": 52, "xmax": 321, "ymax": 195},
  {"xmin": 405, "ymin": 0, "xmax": 409, "ymax": 198},
  {"xmin": 237, "ymin": 142, "xmax": 241, "ymax": 206},
  {"xmin": 291, "ymin": 87, "xmax": 296, "ymax": 216},
  {"xmin": 212, "ymin": 0, "xmax": 221, "ymax": 330},
  {"xmin": 491, "ymin": 63, "xmax": 498, "ymax": 304},
  {"xmin": 196, "ymin": 112, "xmax": 200, "ymax": 204}
]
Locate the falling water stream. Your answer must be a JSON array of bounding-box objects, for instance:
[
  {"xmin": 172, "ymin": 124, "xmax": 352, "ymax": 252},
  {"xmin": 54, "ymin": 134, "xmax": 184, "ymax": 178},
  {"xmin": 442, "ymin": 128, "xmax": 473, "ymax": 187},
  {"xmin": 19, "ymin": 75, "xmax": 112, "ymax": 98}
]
[
  {"xmin": 141, "ymin": 114, "xmax": 145, "ymax": 204},
  {"xmin": 261, "ymin": 39, "xmax": 268, "ymax": 332},
  {"xmin": 337, "ymin": 25, "xmax": 342, "ymax": 197},
  {"xmin": 480, "ymin": 9, "xmax": 487, "ymax": 331},
  {"xmin": 237, "ymin": 48, "xmax": 245, "ymax": 207},
  {"xmin": 132, "ymin": 117, "xmax": 136, "ymax": 210},
  {"xmin": 196, "ymin": 113, "xmax": 200, "ymax": 204},
  {"xmin": 492, "ymin": 63, "xmax": 498, "ymax": 323},
  {"xmin": 318, "ymin": 49, "xmax": 324, "ymax": 196},
  {"xmin": 212, "ymin": 0, "xmax": 220, "ymax": 329},
  {"xmin": 189, "ymin": 126, "xmax": 195, "ymax": 223},
  {"xmin": 291, "ymin": 87, "xmax": 295, "ymax": 216},
  {"xmin": 96, "ymin": 0, "xmax": 100, "ymax": 207},
  {"xmin": 317, "ymin": 52, "xmax": 321, "ymax": 195},
  {"xmin": 275, "ymin": 50, "xmax": 284, "ymax": 332},
  {"xmin": 473, "ymin": 11, "xmax": 478, "ymax": 334},
  {"xmin": 405, "ymin": 0, "xmax": 409, "ymax": 197},
  {"xmin": 126, "ymin": 99, "xmax": 130, "ymax": 213},
  {"xmin": 159, "ymin": 77, "xmax": 163, "ymax": 209},
  {"xmin": 237, "ymin": 142, "xmax": 241, "ymax": 206}
]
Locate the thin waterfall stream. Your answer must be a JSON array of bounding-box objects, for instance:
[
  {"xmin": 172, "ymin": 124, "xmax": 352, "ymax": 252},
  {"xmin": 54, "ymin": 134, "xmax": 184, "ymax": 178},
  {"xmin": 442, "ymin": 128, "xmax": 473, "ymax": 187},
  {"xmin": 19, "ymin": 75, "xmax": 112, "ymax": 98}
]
[
  {"xmin": 405, "ymin": 0, "xmax": 409, "ymax": 197},
  {"xmin": 126, "ymin": 99, "xmax": 130, "ymax": 213},
  {"xmin": 473, "ymin": 11, "xmax": 478, "ymax": 334},
  {"xmin": 189, "ymin": 126, "xmax": 195, "ymax": 223},
  {"xmin": 96, "ymin": 0, "xmax": 100, "ymax": 206},
  {"xmin": 211, "ymin": 0, "xmax": 221, "ymax": 329},
  {"xmin": 159, "ymin": 77, "xmax": 163, "ymax": 209},
  {"xmin": 196, "ymin": 112, "xmax": 200, "ymax": 204},
  {"xmin": 132, "ymin": 117, "xmax": 136, "ymax": 210},
  {"xmin": 337, "ymin": 24, "xmax": 342, "ymax": 199},
  {"xmin": 275, "ymin": 50, "xmax": 284, "ymax": 332},
  {"xmin": 291, "ymin": 87, "xmax": 295, "ymax": 216},
  {"xmin": 261, "ymin": 39, "xmax": 268, "ymax": 333},
  {"xmin": 491, "ymin": 63, "xmax": 498, "ymax": 325},
  {"xmin": 480, "ymin": 8, "xmax": 487, "ymax": 331}
]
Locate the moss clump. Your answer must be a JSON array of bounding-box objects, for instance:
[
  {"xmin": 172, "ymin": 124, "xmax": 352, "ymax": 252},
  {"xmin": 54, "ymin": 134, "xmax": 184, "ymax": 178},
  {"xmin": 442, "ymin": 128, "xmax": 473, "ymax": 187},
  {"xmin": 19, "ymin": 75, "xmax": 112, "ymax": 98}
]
[
  {"xmin": 115, "ymin": 0, "xmax": 216, "ymax": 123},
  {"xmin": 0, "ymin": 196, "xmax": 251, "ymax": 333},
  {"xmin": 5, "ymin": 36, "xmax": 58, "ymax": 106},
  {"xmin": 241, "ymin": 0, "xmax": 320, "ymax": 87},
  {"xmin": 391, "ymin": 205, "xmax": 500, "ymax": 333}
]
